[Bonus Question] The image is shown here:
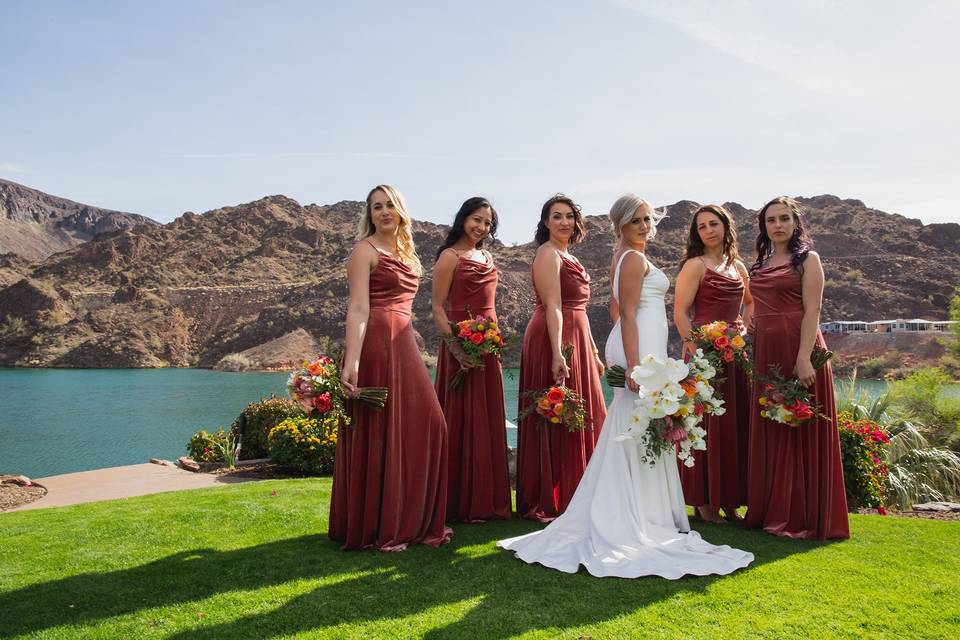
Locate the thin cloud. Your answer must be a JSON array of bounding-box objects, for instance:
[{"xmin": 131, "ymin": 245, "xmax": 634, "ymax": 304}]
[{"xmin": 161, "ymin": 151, "xmax": 534, "ymax": 162}]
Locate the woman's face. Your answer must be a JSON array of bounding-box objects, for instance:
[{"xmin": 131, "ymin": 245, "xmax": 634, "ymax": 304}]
[
  {"xmin": 764, "ymin": 203, "xmax": 796, "ymax": 245},
  {"xmin": 546, "ymin": 202, "xmax": 577, "ymax": 242},
  {"xmin": 463, "ymin": 206, "xmax": 493, "ymax": 245},
  {"xmin": 369, "ymin": 189, "xmax": 400, "ymax": 234},
  {"xmin": 696, "ymin": 211, "xmax": 725, "ymax": 250},
  {"xmin": 621, "ymin": 205, "xmax": 652, "ymax": 245}
]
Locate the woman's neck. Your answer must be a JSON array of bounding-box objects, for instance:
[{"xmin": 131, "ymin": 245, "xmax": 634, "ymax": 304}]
[
  {"xmin": 453, "ymin": 237, "xmax": 479, "ymax": 252},
  {"xmin": 621, "ymin": 238, "xmax": 645, "ymax": 253},
  {"xmin": 372, "ymin": 231, "xmax": 399, "ymax": 254},
  {"xmin": 547, "ymin": 238, "xmax": 570, "ymax": 253},
  {"xmin": 702, "ymin": 246, "xmax": 724, "ymax": 263}
]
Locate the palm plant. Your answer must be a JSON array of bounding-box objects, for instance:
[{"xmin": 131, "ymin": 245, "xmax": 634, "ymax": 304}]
[{"xmin": 838, "ymin": 369, "xmax": 960, "ymax": 510}]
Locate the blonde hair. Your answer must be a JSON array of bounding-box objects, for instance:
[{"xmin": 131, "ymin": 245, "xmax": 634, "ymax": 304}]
[
  {"xmin": 608, "ymin": 194, "xmax": 664, "ymax": 240},
  {"xmin": 356, "ymin": 184, "xmax": 423, "ymax": 275}
]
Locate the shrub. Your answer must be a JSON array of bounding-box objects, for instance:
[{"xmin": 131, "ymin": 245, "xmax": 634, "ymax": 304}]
[
  {"xmin": 267, "ymin": 415, "xmax": 338, "ymax": 475},
  {"xmin": 838, "ymin": 413, "xmax": 890, "ymax": 510},
  {"xmin": 885, "ymin": 419, "xmax": 960, "ymax": 510},
  {"xmin": 217, "ymin": 353, "xmax": 255, "ymax": 372},
  {"xmin": 888, "ymin": 367, "xmax": 960, "ymax": 448},
  {"xmin": 187, "ymin": 428, "xmax": 231, "ymax": 463},
  {"xmin": 230, "ymin": 396, "xmax": 304, "ymax": 459}
]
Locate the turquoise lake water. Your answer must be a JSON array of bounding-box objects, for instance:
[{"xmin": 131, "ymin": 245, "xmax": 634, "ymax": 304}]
[{"xmin": 0, "ymin": 368, "xmax": 892, "ymax": 478}]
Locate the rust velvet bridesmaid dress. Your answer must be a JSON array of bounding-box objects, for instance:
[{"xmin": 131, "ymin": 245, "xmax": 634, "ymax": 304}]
[
  {"xmin": 516, "ymin": 254, "xmax": 606, "ymax": 522},
  {"xmin": 745, "ymin": 262, "xmax": 849, "ymax": 540},
  {"xmin": 434, "ymin": 252, "xmax": 511, "ymax": 522},
  {"xmin": 329, "ymin": 246, "xmax": 453, "ymax": 550},
  {"xmin": 679, "ymin": 267, "xmax": 750, "ymax": 512}
]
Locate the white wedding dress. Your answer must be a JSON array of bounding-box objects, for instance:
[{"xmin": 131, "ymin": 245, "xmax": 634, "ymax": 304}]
[{"xmin": 497, "ymin": 251, "xmax": 754, "ymax": 578}]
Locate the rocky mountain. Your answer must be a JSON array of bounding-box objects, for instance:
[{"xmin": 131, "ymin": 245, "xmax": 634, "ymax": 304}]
[
  {"xmin": 0, "ymin": 179, "xmax": 158, "ymax": 261},
  {"xmin": 0, "ymin": 192, "xmax": 957, "ymax": 372}
]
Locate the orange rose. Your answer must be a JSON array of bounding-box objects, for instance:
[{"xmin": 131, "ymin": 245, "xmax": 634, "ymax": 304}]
[
  {"xmin": 546, "ymin": 387, "xmax": 565, "ymax": 404},
  {"xmin": 306, "ymin": 361, "xmax": 324, "ymax": 376},
  {"xmin": 722, "ymin": 349, "xmax": 734, "ymax": 363},
  {"xmin": 713, "ymin": 336, "xmax": 729, "ymax": 349}
]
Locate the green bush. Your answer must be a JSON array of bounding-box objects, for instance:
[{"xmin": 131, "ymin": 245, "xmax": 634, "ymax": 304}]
[
  {"xmin": 838, "ymin": 413, "xmax": 890, "ymax": 510},
  {"xmin": 888, "ymin": 367, "xmax": 960, "ymax": 448},
  {"xmin": 187, "ymin": 428, "xmax": 231, "ymax": 463},
  {"xmin": 267, "ymin": 415, "xmax": 338, "ymax": 475},
  {"xmin": 230, "ymin": 396, "xmax": 304, "ymax": 459}
]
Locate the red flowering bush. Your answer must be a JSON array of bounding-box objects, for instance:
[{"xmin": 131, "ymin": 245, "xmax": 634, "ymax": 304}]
[{"xmin": 838, "ymin": 412, "xmax": 890, "ymax": 511}]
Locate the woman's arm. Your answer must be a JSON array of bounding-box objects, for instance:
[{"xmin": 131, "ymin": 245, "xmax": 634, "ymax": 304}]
[
  {"xmin": 673, "ymin": 259, "xmax": 703, "ymax": 359},
  {"xmin": 431, "ymin": 249, "xmax": 471, "ymax": 366},
  {"xmin": 736, "ymin": 260, "xmax": 754, "ymax": 334},
  {"xmin": 618, "ymin": 251, "xmax": 648, "ymax": 391},
  {"xmin": 341, "ymin": 242, "xmax": 376, "ymax": 396},
  {"xmin": 533, "ymin": 246, "xmax": 569, "ymax": 382},
  {"xmin": 796, "ymin": 252, "xmax": 825, "ymax": 387}
]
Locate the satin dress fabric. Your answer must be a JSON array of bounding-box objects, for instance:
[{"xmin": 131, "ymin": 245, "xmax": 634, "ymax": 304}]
[
  {"xmin": 745, "ymin": 261, "xmax": 850, "ymax": 540},
  {"xmin": 434, "ymin": 253, "xmax": 511, "ymax": 522},
  {"xmin": 329, "ymin": 248, "xmax": 453, "ymax": 551},
  {"xmin": 516, "ymin": 253, "xmax": 606, "ymax": 522},
  {"xmin": 679, "ymin": 267, "xmax": 750, "ymax": 510}
]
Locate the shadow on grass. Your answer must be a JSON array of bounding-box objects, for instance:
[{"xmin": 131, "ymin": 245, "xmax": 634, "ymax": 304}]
[{"xmin": 0, "ymin": 520, "xmax": 829, "ymax": 638}]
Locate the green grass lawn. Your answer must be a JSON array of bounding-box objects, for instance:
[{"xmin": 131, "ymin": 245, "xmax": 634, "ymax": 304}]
[{"xmin": 1, "ymin": 479, "xmax": 958, "ymax": 639}]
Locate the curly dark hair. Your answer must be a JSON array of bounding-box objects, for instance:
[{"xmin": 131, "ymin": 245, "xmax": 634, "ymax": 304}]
[
  {"xmin": 750, "ymin": 196, "xmax": 814, "ymax": 274},
  {"xmin": 534, "ymin": 194, "xmax": 586, "ymax": 246},
  {"xmin": 435, "ymin": 197, "xmax": 498, "ymax": 259}
]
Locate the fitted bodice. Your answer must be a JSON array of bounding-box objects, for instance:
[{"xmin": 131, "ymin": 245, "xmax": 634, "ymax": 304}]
[
  {"xmin": 692, "ymin": 267, "xmax": 744, "ymax": 325},
  {"xmin": 369, "ymin": 253, "xmax": 419, "ymax": 316},
  {"xmin": 533, "ymin": 253, "xmax": 591, "ymax": 311},
  {"xmin": 448, "ymin": 255, "xmax": 498, "ymax": 314}
]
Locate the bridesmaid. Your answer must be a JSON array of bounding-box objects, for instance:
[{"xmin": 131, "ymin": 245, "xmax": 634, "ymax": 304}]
[
  {"xmin": 517, "ymin": 194, "xmax": 607, "ymax": 522},
  {"xmin": 330, "ymin": 184, "xmax": 453, "ymax": 551},
  {"xmin": 432, "ymin": 197, "xmax": 511, "ymax": 523},
  {"xmin": 673, "ymin": 204, "xmax": 753, "ymax": 524},
  {"xmin": 744, "ymin": 196, "xmax": 849, "ymax": 540}
]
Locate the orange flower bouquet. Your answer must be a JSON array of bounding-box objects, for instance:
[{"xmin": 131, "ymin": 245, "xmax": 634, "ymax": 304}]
[
  {"xmin": 518, "ymin": 344, "xmax": 589, "ymax": 432},
  {"xmin": 444, "ymin": 313, "xmax": 504, "ymax": 390},
  {"xmin": 688, "ymin": 320, "xmax": 752, "ymax": 379}
]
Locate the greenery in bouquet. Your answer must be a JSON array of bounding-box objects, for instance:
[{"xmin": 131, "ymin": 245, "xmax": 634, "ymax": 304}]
[
  {"xmin": 614, "ymin": 352, "xmax": 724, "ymax": 467},
  {"xmin": 445, "ymin": 313, "xmax": 504, "ymax": 390},
  {"xmin": 758, "ymin": 346, "xmax": 835, "ymax": 426},
  {"xmin": 689, "ymin": 320, "xmax": 753, "ymax": 381}
]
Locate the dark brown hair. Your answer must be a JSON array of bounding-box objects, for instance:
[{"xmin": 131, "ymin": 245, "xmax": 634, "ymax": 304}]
[
  {"xmin": 682, "ymin": 204, "xmax": 741, "ymax": 266},
  {"xmin": 534, "ymin": 194, "xmax": 586, "ymax": 246},
  {"xmin": 750, "ymin": 196, "xmax": 814, "ymax": 274}
]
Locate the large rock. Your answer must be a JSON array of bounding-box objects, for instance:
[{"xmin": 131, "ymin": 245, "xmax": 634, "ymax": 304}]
[
  {"xmin": 177, "ymin": 456, "xmax": 200, "ymax": 472},
  {"xmin": 912, "ymin": 501, "xmax": 960, "ymax": 512}
]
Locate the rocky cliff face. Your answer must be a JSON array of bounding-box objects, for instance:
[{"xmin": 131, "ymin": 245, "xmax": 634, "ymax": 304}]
[
  {"xmin": 0, "ymin": 192, "xmax": 956, "ymax": 370},
  {"xmin": 0, "ymin": 179, "xmax": 158, "ymax": 261}
]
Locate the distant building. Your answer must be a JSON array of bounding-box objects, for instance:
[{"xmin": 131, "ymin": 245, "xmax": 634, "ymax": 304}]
[{"xmin": 820, "ymin": 319, "xmax": 958, "ymax": 334}]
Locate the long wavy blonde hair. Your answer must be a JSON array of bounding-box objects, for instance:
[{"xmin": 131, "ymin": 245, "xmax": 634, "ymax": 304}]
[{"xmin": 356, "ymin": 184, "xmax": 423, "ymax": 275}]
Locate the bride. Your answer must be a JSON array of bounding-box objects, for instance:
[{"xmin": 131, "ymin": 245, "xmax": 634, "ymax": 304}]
[{"xmin": 497, "ymin": 194, "xmax": 754, "ymax": 579}]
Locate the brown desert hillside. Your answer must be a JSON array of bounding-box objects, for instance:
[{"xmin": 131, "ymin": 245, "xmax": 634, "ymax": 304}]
[
  {"xmin": 0, "ymin": 192, "xmax": 956, "ymax": 373},
  {"xmin": 0, "ymin": 179, "xmax": 158, "ymax": 262}
]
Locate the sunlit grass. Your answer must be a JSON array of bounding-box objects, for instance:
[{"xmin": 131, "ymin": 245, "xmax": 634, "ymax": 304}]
[{"xmin": 1, "ymin": 479, "xmax": 957, "ymax": 639}]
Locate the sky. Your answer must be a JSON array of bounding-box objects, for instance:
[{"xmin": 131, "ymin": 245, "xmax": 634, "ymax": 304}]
[{"xmin": 2, "ymin": 0, "xmax": 958, "ymax": 243}]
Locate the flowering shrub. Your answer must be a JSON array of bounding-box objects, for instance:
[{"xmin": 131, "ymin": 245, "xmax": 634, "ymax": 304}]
[
  {"xmin": 267, "ymin": 415, "xmax": 338, "ymax": 476},
  {"xmin": 838, "ymin": 412, "xmax": 890, "ymax": 511},
  {"xmin": 229, "ymin": 397, "xmax": 305, "ymax": 459},
  {"xmin": 187, "ymin": 428, "xmax": 231, "ymax": 463}
]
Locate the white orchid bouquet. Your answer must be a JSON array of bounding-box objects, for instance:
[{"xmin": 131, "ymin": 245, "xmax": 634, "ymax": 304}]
[{"xmin": 614, "ymin": 350, "xmax": 725, "ymax": 467}]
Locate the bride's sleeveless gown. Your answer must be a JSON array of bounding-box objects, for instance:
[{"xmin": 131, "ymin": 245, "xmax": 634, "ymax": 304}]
[{"xmin": 497, "ymin": 251, "xmax": 754, "ymax": 578}]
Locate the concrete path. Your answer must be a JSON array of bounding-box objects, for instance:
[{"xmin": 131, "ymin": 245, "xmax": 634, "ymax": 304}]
[{"xmin": 9, "ymin": 463, "xmax": 255, "ymax": 512}]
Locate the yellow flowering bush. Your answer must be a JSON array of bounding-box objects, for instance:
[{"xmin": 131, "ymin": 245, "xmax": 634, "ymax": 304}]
[{"xmin": 267, "ymin": 415, "xmax": 338, "ymax": 476}]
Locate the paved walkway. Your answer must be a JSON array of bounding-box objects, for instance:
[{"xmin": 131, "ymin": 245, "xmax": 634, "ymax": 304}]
[{"xmin": 10, "ymin": 463, "xmax": 255, "ymax": 512}]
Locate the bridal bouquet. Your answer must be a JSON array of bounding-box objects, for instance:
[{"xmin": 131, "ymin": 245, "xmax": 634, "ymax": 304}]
[
  {"xmin": 445, "ymin": 313, "xmax": 504, "ymax": 390},
  {"xmin": 614, "ymin": 351, "xmax": 725, "ymax": 467},
  {"xmin": 518, "ymin": 343, "xmax": 589, "ymax": 432},
  {"xmin": 688, "ymin": 320, "xmax": 752, "ymax": 379},
  {"xmin": 287, "ymin": 355, "xmax": 388, "ymax": 427},
  {"xmin": 758, "ymin": 346, "xmax": 834, "ymax": 426}
]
